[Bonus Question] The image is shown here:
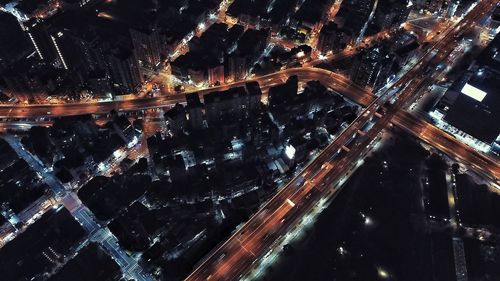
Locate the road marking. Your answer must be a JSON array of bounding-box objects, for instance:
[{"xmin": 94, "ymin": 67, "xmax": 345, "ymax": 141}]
[{"xmin": 240, "ymin": 244, "xmax": 256, "ymax": 257}]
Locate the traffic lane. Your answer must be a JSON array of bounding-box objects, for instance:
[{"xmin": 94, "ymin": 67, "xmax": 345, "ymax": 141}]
[
  {"xmin": 404, "ymin": 112, "xmax": 483, "ymax": 152},
  {"xmin": 207, "ymin": 240, "xmax": 252, "ymax": 280},
  {"xmin": 187, "ymin": 127, "xmax": 361, "ymax": 280},
  {"xmin": 188, "ymin": 131, "xmax": 355, "ymax": 280},
  {"xmin": 227, "ymin": 135, "xmax": 373, "ymax": 280},
  {"xmin": 187, "ymin": 172, "xmax": 311, "ymax": 279},
  {"xmin": 187, "ymin": 2, "xmax": 497, "ymax": 279},
  {"xmin": 217, "ymin": 181, "xmax": 331, "ymax": 280},
  {"xmin": 393, "ymin": 111, "xmax": 499, "ymax": 179},
  {"xmin": 216, "ymin": 205, "xmax": 292, "ymax": 280},
  {"xmin": 206, "ymin": 133, "xmax": 366, "ymax": 281},
  {"xmin": 0, "ymin": 95, "xmax": 187, "ymax": 118},
  {"xmin": 2, "ymin": 0, "xmax": 494, "ymax": 120},
  {"xmin": 197, "ymin": 102, "xmax": 402, "ymax": 280},
  {"xmin": 0, "ymin": 67, "xmax": 375, "ymax": 118},
  {"xmin": 209, "ymin": 207, "xmax": 286, "ymax": 281}
]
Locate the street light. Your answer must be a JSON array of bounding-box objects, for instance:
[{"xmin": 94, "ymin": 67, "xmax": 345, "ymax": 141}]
[
  {"xmin": 364, "ymin": 217, "xmax": 372, "ymax": 225},
  {"xmin": 377, "ymin": 267, "xmax": 389, "ymax": 279}
]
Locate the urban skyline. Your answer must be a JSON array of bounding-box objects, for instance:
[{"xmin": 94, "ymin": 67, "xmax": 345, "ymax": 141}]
[{"xmin": 0, "ymin": 0, "xmax": 499, "ymax": 280}]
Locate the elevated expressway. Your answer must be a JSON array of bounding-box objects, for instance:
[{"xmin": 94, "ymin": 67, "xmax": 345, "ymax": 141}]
[
  {"xmin": 0, "ymin": 67, "xmax": 371, "ymax": 119},
  {"xmin": 184, "ymin": 1, "xmax": 500, "ymax": 280},
  {"xmin": 0, "ymin": 2, "xmax": 498, "ymax": 279},
  {"xmin": 0, "ymin": 27, "xmax": 398, "ymax": 120}
]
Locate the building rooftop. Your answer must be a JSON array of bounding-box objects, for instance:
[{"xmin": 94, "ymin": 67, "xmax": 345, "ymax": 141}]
[
  {"xmin": 165, "ymin": 103, "xmax": 186, "ymax": 120},
  {"xmin": 492, "ymin": 5, "xmax": 500, "ymax": 21},
  {"xmin": 443, "ymin": 34, "xmax": 500, "ymax": 144},
  {"xmin": 204, "ymin": 86, "xmax": 247, "ymax": 104},
  {"xmin": 186, "ymin": 92, "xmax": 203, "ymax": 108},
  {"xmin": 15, "ymin": 0, "xmax": 51, "ymax": 15}
]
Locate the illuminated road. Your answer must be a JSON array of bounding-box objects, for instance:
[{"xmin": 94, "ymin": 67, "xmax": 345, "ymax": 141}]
[
  {"xmin": 184, "ymin": 1, "xmax": 499, "ymax": 280},
  {"xmin": 0, "ymin": 24, "xmax": 405, "ymax": 119},
  {"xmin": 0, "ymin": 15, "xmax": 431, "ymax": 120},
  {"xmin": 394, "ymin": 111, "xmax": 500, "ymax": 181},
  {"xmin": 1, "ymin": 135, "xmax": 151, "ymax": 280},
  {"xmin": 0, "ymin": 67, "xmax": 373, "ymax": 119},
  {"xmin": 0, "ymin": 2, "xmax": 497, "ymax": 281},
  {"xmin": 0, "ymin": 23, "xmax": 417, "ymax": 121}
]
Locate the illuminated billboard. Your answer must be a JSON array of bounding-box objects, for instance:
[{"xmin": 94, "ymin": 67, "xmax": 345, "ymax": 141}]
[{"xmin": 461, "ymin": 83, "xmax": 487, "ymax": 102}]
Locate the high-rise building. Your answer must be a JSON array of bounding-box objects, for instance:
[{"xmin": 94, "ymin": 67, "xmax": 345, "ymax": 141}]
[
  {"xmin": 350, "ymin": 46, "xmax": 393, "ymax": 90},
  {"xmin": 49, "ymin": 31, "xmax": 70, "ymax": 70},
  {"xmin": 344, "ymin": 0, "xmax": 376, "ymax": 16},
  {"xmin": 23, "ymin": 18, "xmax": 57, "ymax": 63},
  {"xmin": 106, "ymin": 48, "xmax": 142, "ymax": 94},
  {"xmin": 424, "ymin": 0, "xmax": 449, "ymax": 15},
  {"xmin": 244, "ymin": 81, "xmax": 262, "ymax": 112},
  {"xmin": 317, "ymin": 21, "xmax": 352, "ymax": 54},
  {"xmin": 186, "ymin": 93, "xmax": 204, "ymax": 131},
  {"xmin": 87, "ymin": 69, "xmax": 111, "ymax": 97},
  {"xmin": 0, "ymin": 11, "xmax": 33, "ymax": 71},
  {"xmin": 165, "ymin": 104, "xmax": 187, "ymax": 136},
  {"xmin": 67, "ymin": 33, "xmax": 108, "ymax": 76},
  {"xmin": 208, "ymin": 64, "xmax": 225, "ymax": 86},
  {"xmin": 204, "ymin": 86, "xmax": 257, "ymax": 126},
  {"xmin": 374, "ymin": 0, "xmax": 411, "ymax": 31},
  {"xmin": 268, "ymin": 76, "xmax": 299, "ymax": 110},
  {"xmin": 225, "ymin": 54, "xmax": 247, "ymax": 83},
  {"xmin": 0, "ymin": 58, "xmax": 39, "ymax": 95},
  {"xmin": 130, "ymin": 27, "xmax": 163, "ymax": 69},
  {"xmin": 445, "ymin": 0, "xmax": 460, "ymax": 17},
  {"xmin": 491, "ymin": 6, "xmax": 500, "ymax": 30}
]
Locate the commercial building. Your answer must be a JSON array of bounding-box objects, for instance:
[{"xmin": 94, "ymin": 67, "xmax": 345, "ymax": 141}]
[{"xmin": 431, "ymin": 34, "xmax": 500, "ymax": 152}]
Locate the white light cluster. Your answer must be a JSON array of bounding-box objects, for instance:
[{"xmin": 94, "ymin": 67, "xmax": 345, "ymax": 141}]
[
  {"xmin": 28, "ymin": 32, "xmax": 43, "ymax": 60},
  {"xmin": 51, "ymin": 35, "xmax": 68, "ymax": 70},
  {"xmin": 285, "ymin": 144, "xmax": 296, "ymax": 159},
  {"xmin": 461, "ymin": 83, "xmax": 486, "ymax": 102}
]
